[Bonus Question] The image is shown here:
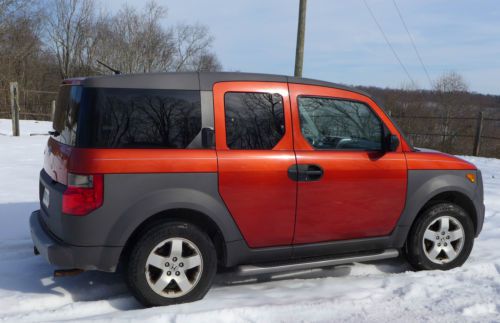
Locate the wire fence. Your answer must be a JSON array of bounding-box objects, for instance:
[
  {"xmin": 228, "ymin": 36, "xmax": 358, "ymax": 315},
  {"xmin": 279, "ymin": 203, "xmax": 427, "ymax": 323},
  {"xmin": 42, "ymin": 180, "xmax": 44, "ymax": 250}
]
[
  {"xmin": 391, "ymin": 114, "xmax": 500, "ymax": 158},
  {"xmin": 0, "ymin": 88, "xmax": 56, "ymax": 120}
]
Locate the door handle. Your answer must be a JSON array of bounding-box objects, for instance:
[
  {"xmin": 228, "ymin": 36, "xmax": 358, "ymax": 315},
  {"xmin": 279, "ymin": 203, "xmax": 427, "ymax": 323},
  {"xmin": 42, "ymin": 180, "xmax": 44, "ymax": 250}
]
[
  {"xmin": 304, "ymin": 165, "xmax": 323, "ymax": 181},
  {"xmin": 288, "ymin": 164, "xmax": 324, "ymax": 182}
]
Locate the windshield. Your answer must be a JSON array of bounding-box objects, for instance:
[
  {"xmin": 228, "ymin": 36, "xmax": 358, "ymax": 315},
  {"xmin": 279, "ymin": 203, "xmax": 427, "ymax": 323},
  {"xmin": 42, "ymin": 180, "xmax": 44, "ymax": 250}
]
[{"xmin": 52, "ymin": 85, "xmax": 82, "ymax": 146}]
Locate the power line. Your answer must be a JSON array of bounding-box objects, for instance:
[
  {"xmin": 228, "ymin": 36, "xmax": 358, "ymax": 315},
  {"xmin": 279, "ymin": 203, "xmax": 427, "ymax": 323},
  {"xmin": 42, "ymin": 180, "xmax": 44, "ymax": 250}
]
[
  {"xmin": 392, "ymin": 0, "xmax": 433, "ymax": 88},
  {"xmin": 362, "ymin": 0, "xmax": 416, "ymax": 86}
]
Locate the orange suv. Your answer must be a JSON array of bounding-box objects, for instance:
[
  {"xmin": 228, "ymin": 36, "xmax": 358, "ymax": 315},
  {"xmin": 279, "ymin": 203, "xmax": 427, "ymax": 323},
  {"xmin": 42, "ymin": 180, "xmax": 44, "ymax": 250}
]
[{"xmin": 30, "ymin": 72, "xmax": 484, "ymax": 306}]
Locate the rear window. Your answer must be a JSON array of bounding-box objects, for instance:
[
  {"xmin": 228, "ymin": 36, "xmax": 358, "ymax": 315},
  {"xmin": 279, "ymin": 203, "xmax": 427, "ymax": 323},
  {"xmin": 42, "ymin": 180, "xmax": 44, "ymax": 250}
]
[
  {"xmin": 78, "ymin": 88, "xmax": 202, "ymax": 149},
  {"xmin": 51, "ymin": 86, "xmax": 203, "ymax": 149},
  {"xmin": 53, "ymin": 85, "xmax": 82, "ymax": 146}
]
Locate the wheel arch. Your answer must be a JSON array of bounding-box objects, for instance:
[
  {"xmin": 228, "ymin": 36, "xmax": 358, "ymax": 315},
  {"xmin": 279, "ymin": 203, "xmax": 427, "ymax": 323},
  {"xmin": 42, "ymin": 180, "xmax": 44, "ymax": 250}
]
[
  {"xmin": 392, "ymin": 170, "xmax": 481, "ymax": 247},
  {"xmin": 103, "ymin": 184, "xmax": 245, "ymax": 269},
  {"xmin": 119, "ymin": 208, "xmax": 228, "ymax": 268},
  {"xmin": 416, "ymin": 191, "xmax": 478, "ymax": 233}
]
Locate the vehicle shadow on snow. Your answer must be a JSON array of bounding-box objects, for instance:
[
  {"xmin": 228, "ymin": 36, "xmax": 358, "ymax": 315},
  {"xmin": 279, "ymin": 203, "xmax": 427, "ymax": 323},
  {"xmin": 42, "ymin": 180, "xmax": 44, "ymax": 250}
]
[
  {"xmin": 0, "ymin": 203, "xmax": 411, "ymax": 311},
  {"xmin": 0, "ymin": 202, "xmax": 39, "ymax": 240},
  {"xmin": 215, "ymin": 265, "xmax": 354, "ymax": 286},
  {"xmin": 0, "ymin": 249, "xmax": 410, "ymax": 312},
  {"xmin": 0, "ymin": 245, "xmax": 141, "ymax": 310},
  {"xmin": 0, "ymin": 202, "xmax": 141, "ymax": 311},
  {"xmin": 215, "ymin": 256, "xmax": 411, "ymax": 287}
]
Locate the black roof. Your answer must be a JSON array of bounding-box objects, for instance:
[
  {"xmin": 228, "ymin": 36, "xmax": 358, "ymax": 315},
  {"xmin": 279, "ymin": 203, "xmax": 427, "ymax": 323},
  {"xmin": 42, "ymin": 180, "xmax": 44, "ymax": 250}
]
[{"xmin": 81, "ymin": 72, "xmax": 372, "ymax": 98}]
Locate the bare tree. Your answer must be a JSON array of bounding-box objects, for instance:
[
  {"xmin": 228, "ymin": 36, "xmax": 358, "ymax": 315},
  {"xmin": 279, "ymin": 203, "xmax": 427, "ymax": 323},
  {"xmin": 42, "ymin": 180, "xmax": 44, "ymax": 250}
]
[
  {"xmin": 44, "ymin": 0, "xmax": 221, "ymax": 77},
  {"xmin": 434, "ymin": 72, "xmax": 468, "ymax": 93},
  {"xmin": 0, "ymin": 0, "xmax": 27, "ymax": 34},
  {"xmin": 195, "ymin": 52, "xmax": 222, "ymax": 72},
  {"xmin": 94, "ymin": 2, "xmax": 221, "ymax": 74},
  {"xmin": 94, "ymin": 1, "xmax": 175, "ymax": 74},
  {"xmin": 433, "ymin": 72, "xmax": 470, "ymax": 150},
  {"xmin": 0, "ymin": 0, "xmax": 49, "ymax": 90},
  {"xmin": 47, "ymin": 0, "xmax": 96, "ymax": 78},
  {"xmin": 1, "ymin": 0, "xmax": 222, "ymax": 120},
  {"xmin": 173, "ymin": 23, "xmax": 219, "ymax": 72}
]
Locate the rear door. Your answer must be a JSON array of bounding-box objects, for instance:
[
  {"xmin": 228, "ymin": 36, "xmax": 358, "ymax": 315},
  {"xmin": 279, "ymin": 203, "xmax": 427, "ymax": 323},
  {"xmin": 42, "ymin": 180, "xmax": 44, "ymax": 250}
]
[
  {"xmin": 44, "ymin": 84, "xmax": 82, "ymax": 185},
  {"xmin": 289, "ymin": 84, "xmax": 407, "ymax": 244},
  {"xmin": 40, "ymin": 84, "xmax": 81, "ymax": 237},
  {"xmin": 213, "ymin": 82, "xmax": 296, "ymax": 248}
]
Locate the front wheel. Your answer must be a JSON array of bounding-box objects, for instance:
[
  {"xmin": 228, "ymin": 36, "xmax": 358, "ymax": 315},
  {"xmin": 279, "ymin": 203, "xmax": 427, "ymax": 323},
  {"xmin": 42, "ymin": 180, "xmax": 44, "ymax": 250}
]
[
  {"xmin": 126, "ymin": 222, "xmax": 217, "ymax": 307},
  {"xmin": 405, "ymin": 203, "xmax": 475, "ymax": 271}
]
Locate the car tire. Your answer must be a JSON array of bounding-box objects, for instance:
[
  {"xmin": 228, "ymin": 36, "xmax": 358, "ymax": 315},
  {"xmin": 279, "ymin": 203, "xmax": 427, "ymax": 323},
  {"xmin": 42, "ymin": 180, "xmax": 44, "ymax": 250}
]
[
  {"xmin": 405, "ymin": 202, "xmax": 475, "ymax": 271},
  {"xmin": 126, "ymin": 221, "xmax": 217, "ymax": 307}
]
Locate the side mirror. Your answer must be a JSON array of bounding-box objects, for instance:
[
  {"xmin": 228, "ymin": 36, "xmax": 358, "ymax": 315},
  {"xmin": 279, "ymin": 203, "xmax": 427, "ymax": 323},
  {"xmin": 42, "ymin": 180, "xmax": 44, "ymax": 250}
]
[
  {"xmin": 201, "ymin": 127, "xmax": 214, "ymax": 148},
  {"xmin": 386, "ymin": 134, "xmax": 400, "ymax": 152}
]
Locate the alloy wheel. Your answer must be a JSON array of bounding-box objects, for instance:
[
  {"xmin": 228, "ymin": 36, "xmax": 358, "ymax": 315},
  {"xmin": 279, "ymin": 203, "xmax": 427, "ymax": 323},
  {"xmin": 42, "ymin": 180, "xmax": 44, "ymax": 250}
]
[
  {"xmin": 422, "ymin": 215, "xmax": 465, "ymax": 264},
  {"xmin": 145, "ymin": 237, "xmax": 203, "ymax": 298}
]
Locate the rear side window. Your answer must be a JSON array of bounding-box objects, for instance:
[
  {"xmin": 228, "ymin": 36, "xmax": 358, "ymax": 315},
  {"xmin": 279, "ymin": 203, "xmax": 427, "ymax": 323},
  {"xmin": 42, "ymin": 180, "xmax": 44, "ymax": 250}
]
[
  {"xmin": 298, "ymin": 97, "xmax": 383, "ymax": 150},
  {"xmin": 80, "ymin": 88, "xmax": 201, "ymax": 148},
  {"xmin": 53, "ymin": 85, "xmax": 82, "ymax": 146},
  {"xmin": 224, "ymin": 92, "xmax": 285, "ymax": 149}
]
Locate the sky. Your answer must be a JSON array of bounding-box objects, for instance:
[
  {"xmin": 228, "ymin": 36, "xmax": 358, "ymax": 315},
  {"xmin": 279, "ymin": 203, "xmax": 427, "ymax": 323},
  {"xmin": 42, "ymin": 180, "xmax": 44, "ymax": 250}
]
[{"xmin": 104, "ymin": 0, "xmax": 500, "ymax": 95}]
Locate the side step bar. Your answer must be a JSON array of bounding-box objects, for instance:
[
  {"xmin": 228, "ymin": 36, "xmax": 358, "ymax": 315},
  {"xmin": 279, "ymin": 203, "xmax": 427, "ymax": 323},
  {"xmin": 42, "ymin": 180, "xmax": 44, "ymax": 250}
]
[{"xmin": 235, "ymin": 249, "xmax": 399, "ymax": 276}]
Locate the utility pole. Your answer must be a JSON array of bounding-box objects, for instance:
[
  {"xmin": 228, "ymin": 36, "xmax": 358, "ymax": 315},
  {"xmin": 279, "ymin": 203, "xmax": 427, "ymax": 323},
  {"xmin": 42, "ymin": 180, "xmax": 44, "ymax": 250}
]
[{"xmin": 294, "ymin": 0, "xmax": 307, "ymax": 77}]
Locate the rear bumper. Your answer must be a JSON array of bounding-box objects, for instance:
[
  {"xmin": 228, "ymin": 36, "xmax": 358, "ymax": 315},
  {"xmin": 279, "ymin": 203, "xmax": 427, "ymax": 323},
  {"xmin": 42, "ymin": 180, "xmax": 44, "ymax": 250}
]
[{"xmin": 29, "ymin": 210, "xmax": 122, "ymax": 272}]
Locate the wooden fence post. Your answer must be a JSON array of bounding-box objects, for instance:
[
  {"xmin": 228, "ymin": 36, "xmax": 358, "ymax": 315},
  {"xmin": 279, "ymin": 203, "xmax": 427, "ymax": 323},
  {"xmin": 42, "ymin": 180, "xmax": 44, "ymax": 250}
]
[
  {"xmin": 9, "ymin": 82, "xmax": 20, "ymax": 136},
  {"xmin": 473, "ymin": 111, "xmax": 484, "ymax": 156},
  {"xmin": 51, "ymin": 100, "xmax": 56, "ymax": 121}
]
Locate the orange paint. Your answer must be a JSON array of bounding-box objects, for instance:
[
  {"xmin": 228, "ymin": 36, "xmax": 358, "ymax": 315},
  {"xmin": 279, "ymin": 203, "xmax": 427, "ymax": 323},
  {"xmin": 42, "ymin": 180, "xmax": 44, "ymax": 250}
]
[
  {"xmin": 213, "ymin": 82, "xmax": 297, "ymax": 247},
  {"xmin": 405, "ymin": 151, "xmax": 476, "ymax": 170},
  {"xmin": 288, "ymin": 84, "xmax": 408, "ymax": 243}
]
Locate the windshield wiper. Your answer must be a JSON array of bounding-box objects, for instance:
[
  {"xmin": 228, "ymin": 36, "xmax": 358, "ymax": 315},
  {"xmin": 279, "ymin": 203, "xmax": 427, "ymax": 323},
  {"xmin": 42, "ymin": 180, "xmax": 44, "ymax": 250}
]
[{"xmin": 49, "ymin": 130, "xmax": 60, "ymax": 137}]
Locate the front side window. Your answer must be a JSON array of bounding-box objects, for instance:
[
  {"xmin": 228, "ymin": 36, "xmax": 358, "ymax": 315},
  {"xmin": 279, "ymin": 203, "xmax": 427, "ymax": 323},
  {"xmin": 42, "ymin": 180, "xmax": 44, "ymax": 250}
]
[
  {"xmin": 225, "ymin": 92, "xmax": 285, "ymax": 149},
  {"xmin": 80, "ymin": 88, "xmax": 201, "ymax": 148},
  {"xmin": 298, "ymin": 97, "xmax": 382, "ymax": 150}
]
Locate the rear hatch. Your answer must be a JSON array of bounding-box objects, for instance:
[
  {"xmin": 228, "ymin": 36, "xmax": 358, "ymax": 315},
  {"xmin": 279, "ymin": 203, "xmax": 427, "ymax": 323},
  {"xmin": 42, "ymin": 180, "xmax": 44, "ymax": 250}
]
[{"xmin": 39, "ymin": 83, "xmax": 82, "ymax": 238}]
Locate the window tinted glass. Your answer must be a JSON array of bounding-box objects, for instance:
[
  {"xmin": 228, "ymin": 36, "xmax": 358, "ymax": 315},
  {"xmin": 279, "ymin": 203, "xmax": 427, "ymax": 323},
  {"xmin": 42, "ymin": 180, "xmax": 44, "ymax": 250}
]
[
  {"xmin": 225, "ymin": 92, "xmax": 285, "ymax": 149},
  {"xmin": 81, "ymin": 88, "xmax": 201, "ymax": 148},
  {"xmin": 52, "ymin": 85, "xmax": 82, "ymax": 146},
  {"xmin": 298, "ymin": 97, "xmax": 382, "ymax": 150}
]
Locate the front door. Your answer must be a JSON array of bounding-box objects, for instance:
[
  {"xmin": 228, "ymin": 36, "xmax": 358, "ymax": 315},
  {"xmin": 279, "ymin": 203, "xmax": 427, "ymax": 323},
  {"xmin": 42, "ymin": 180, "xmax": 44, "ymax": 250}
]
[
  {"xmin": 289, "ymin": 84, "xmax": 408, "ymax": 244},
  {"xmin": 213, "ymin": 82, "xmax": 297, "ymax": 248}
]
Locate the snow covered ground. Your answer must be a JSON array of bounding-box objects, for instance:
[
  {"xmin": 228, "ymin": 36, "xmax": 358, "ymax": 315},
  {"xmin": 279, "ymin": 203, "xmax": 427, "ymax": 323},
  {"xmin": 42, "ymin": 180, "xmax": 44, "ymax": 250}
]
[{"xmin": 0, "ymin": 119, "xmax": 499, "ymax": 322}]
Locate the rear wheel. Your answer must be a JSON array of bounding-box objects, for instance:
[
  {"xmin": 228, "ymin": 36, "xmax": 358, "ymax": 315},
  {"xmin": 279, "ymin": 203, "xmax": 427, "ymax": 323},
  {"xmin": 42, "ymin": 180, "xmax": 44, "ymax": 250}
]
[
  {"xmin": 126, "ymin": 222, "xmax": 217, "ymax": 307},
  {"xmin": 405, "ymin": 202, "xmax": 474, "ymax": 271}
]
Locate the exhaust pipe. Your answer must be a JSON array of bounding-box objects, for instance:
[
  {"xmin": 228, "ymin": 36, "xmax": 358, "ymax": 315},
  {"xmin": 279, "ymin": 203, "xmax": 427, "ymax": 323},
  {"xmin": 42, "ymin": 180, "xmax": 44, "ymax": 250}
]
[{"xmin": 54, "ymin": 269, "xmax": 84, "ymax": 277}]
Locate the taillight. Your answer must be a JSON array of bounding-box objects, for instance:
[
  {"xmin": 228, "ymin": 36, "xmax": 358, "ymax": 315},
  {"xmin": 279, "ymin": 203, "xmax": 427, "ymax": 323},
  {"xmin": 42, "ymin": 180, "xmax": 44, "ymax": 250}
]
[{"xmin": 62, "ymin": 173, "xmax": 104, "ymax": 216}]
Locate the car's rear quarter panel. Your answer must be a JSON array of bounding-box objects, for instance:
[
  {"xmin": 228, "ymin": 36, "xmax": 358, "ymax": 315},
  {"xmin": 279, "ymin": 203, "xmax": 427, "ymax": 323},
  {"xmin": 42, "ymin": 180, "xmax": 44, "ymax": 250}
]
[{"xmin": 40, "ymin": 147, "xmax": 247, "ymax": 247}]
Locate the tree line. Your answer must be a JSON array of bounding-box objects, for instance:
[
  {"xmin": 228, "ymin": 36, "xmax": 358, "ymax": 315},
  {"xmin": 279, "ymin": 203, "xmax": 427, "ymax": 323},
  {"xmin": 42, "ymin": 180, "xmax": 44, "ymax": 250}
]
[
  {"xmin": 0, "ymin": 0, "xmax": 221, "ymax": 95},
  {"xmin": 358, "ymin": 72, "xmax": 500, "ymax": 157}
]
